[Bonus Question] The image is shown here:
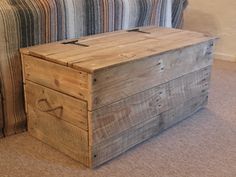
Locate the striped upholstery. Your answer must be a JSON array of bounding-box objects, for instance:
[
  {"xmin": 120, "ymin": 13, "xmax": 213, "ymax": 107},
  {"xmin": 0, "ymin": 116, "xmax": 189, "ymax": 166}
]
[{"xmin": 0, "ymin": 0, "xmax": 187, "ymax": 136}]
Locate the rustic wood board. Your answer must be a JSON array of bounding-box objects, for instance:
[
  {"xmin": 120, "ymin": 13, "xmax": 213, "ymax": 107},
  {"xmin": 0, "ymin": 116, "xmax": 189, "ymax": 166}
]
[
  {"xmin": 27, "ymin": 27, "xmax": 164, "ymax": 65},
  {"xmin": 88, "ymin": 41, "xmax": 213, "ymax": 110},
  {"xmin": 89, "ymin": 67, "xmax": 211, "ymax": 145},
  {"xmin": 90, "ymin": 93, "xmax": 208, "ymax": 168},
  {"xmin": 23, "ymin": 55, "xmax": 89, "ymax": 101},
  {"xmin": 21, "ymin": 26, "xmax": 216, "ymax": 73},
  {"xmin": 52, "ymin": 29, "xmax": 190, "ymax": 66},
  {"xmin": 27, "ymin": 103, "xmax": 89, "ymax": 166},
  {"xmin": 0, "ymin": 92, "xmax": 3, "ymax": 138},
  {"xmin": 25, "ymin": 81, "xmax": 88, "ymax": 130},
  {"xmin": 70, "ymin": 34, "xmax": 214, "ymax": 72},
  {"xmin": 19, "ymin": 27, "xmax": 161, "ymax": 65}
]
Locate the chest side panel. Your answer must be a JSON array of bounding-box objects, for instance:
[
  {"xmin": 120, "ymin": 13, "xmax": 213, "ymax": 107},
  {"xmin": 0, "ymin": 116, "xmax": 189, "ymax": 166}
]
[
  {"xmin": 89, "ymin": 67, "xmax": 211, "ymax": 146},
  {"xmin": 90, "ymin": 93, "xmax": 208, "ymax": 168},
  {"xmin": 25, "ymin": 81, "xmax": 88, "ymax": 130},
  {"xmin": 25, "ymin": 81, "xmax": 90, "ymax": 166},
  {"xmin": 89, "ymin": 41, "xmax": 214, "ymax": 110},
  {"xmin": 23, "ymin": 54, "xmax": 89, "ymax": 101}
]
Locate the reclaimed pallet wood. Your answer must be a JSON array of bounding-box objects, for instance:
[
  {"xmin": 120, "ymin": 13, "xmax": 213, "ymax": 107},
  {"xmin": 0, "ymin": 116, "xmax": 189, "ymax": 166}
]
[
  {"xmin": 25, "ymin": 81, "xmax": 88, "ymax": 130},
  {"xmin": 90, "ymin": 93, "xmax": 208, "ymax": 167},
  {"xmin": 0, "ymin": 92, "xmax": 3, "ymax": 138},
  {"xmin": 27, "ymin": 103, "xmax": 89, "ymax": 166},
  {"xmin": 23, "ymin": 55, "xmax": 89, "ymax": 101},
  {"xmin": 21, "ymin": 27, "xmax": 217, "ymax": 168},
  {"xmin": 22, "ymin": 41, "xmax": 214, "ymax": 111},
  {"xmin": 89, "ymin": 67, "xmax": 211, "ymax": 145},
  {"xmin": 87, "ymin": 41, "xmax": 213, "ymax": 110}
]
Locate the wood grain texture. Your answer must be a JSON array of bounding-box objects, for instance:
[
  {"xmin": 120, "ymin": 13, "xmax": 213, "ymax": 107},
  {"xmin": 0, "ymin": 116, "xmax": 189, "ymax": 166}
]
[
  {"xmin": 58, "ymin": 29, "xmax": 185, "ymax": 66},
  {"xmin": 22, "ymin": 27, "xmax": 216, "ymax": 73},
  {"xmin": 0, "ymin": 91, "xmax": 3, "ymax": 138},
  {"xmin": 88, "ymin": 41, "xmax": 214, "ymax": 110},
  {"xmin": 23, "ymin": 54, "xmax": 89, "ymax": 101},
  {"xmin": 90, "ymin": 93, "xmax": 208, "ymax": 168},
  {"xmin": 20, "ymin": 27, "xmax": 178, "ymax": 62},
  {"xmin": 89, "ymin": 67, "xmax": 211, "ymax": 145},
  {"xmin": 25, "ymin": 81, "xmax": 88, "ymax": 130},
  {"xmin": 71, "ymin": 34, "xmax": 215, "ymax": 72},
  {"xmin": 21, "ymin": 27, "xmax": 216, "ymax": 168},
  {"xmin": 23, "ymin": 27, "xmax": 160, "ymax": 65},
  {"xmin": 27, "ymin": 103, "xmax": 89, "ymax": 166}
]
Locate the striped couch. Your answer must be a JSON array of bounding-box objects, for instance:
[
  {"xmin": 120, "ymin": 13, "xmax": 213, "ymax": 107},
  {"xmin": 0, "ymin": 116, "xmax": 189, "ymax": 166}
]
[{"xmin": 0, "ymin": 0, "xmax": 188, "ymax": 136}]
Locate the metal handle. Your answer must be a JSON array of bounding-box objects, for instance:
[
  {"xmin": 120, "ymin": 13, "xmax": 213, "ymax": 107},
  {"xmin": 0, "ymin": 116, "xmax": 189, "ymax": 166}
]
[
  {"xmin": 62, "ymin": 40, "xmax": 89, "ymax": 47},
  {"xmin": 36, "ymin": 98, "xmax": 63, "ymax": 118},
  {"xmin": 127, "ymin": 28, "xmax": 150, "ymax": 34}
]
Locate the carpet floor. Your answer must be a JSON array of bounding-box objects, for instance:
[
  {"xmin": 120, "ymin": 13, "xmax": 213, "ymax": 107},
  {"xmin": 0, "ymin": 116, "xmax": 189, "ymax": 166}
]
[{"xmin": 0, "ymin": 60, "xmax": 235, "ymax": 177}]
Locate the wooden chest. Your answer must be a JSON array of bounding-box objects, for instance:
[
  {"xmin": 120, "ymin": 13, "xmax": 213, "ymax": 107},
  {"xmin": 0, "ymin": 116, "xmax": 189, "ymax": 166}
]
[{"xmin": 20, "ymin": 27, "xmax": 216, "ymax": 168}]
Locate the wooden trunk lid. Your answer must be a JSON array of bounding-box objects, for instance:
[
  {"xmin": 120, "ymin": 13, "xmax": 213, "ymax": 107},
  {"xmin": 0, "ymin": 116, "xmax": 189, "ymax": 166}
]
[{"xmin": 21, "ymin": 27, "xmax": 217, "ymax": 73}]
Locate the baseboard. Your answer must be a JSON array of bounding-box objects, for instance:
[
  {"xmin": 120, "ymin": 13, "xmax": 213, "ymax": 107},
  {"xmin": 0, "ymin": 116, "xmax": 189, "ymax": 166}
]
[{"xmin": 214, "ymin": 53, "xmax": 236, "ymax": 62}]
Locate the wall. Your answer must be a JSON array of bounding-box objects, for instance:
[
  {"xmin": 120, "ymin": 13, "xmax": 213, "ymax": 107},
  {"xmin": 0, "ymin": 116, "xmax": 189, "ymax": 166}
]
[{"xmin": 184, "ymin": 0, "xmax": 236, "ymax": 62}]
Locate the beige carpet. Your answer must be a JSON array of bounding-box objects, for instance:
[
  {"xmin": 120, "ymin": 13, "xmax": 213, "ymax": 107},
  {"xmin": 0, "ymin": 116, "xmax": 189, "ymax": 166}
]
[{"xmin": 0, "ymin": 60, "xmax": 235, "ymax": 177}]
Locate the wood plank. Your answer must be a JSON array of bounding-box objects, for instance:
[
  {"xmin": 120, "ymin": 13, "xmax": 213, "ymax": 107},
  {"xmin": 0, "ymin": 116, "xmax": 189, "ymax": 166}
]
[
  {"xmin": 88, "ymin": 42, "xmax": 214, "ymax": 110},
  {"xmin": 28, "ymin": 104, "xmax": 89, "ymax": 166},
  {"xmin": 20, "ymin": 26, "xmax": 166, "ymax": 61},
  {"xmin": 70, "ymin": 33, "xmax": 215, "ymax": 72},
  {"xmin": 90, "ymin": 93, "xmax": 208, "ymax": 168},
  {"xmin": 21, "ymin": 53, "xmax": 28, "ymax": 114},
  {"xmin": 0, "ymin": 91, "xmax": 3, "ymax": 138},
  {"xmin": 25, "ymin": 81, "xmax": 88, "ymax": 130},
  {"xmin": 46, "ymin": 28, "xmax": 181, "ymax": 65},
  {"xmin": 20, "ymin": 27, "xmax": 155, "ymax": 64},
  {"xmin": 89, "ymin": 67, "xmax": 211, "ymax": 145},
  {"xmin": 21, "ymin": 27, "xmax": 215, "ymax": 69},
  {"xmin": 23, "ymin": 54, "xmax": 89, "ymax": 101}
]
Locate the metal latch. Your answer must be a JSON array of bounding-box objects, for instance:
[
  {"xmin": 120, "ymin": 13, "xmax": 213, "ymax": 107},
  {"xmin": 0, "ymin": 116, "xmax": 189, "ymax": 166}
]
[
  {"xmin": 62, "ymin": 40, "xmax": 89, "ymax": 47},
  {"xmin": 127, "ymin": 28, "xmax": 151, "ymax": 34}
]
